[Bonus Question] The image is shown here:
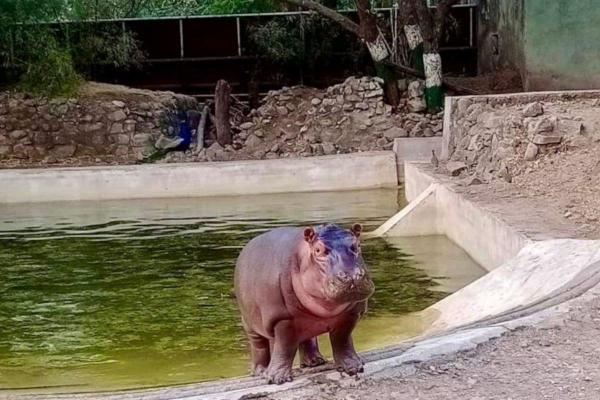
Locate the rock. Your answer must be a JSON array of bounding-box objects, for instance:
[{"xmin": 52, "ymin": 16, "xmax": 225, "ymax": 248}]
[
  {"xmin": 397, "ymin": 79, "xmax": 408, "ymax": 91},
  {"xmin": 343, "ymin": 104, "xmax": 355, "ymax": 112},
  {"xmin": 457, "ymin": 98, "xmax": 472, "ymax": 116},
  {"xmin": 558, "ymin": 119, "xmax": 583, "ymax": 135},
  {"xmin": 270, "ymin": 143, "xmax": 280, "ymax": 153},
  {"xmin": 311, "ymin": 98, "xmax": 322, "ymax": 106},
  {"xmin": 132, "ymin": 133, "xmax": 152, "ymax": 147},
  {"xmin": 116, "ymin": 134, "xmax": 130, "ymax": 145},
  {"xmin": 109, "ymin": 123, "xmax": 124, "ymax": 134},
  {"xmin": 376, "ymin": 137, "xmax": 388, "ymax": 147},
  {"xmin": 408, "ymin": 80, "xmax": 425, "ymax": 99},
  {"xmin": 9, "ymin": 130, "xmax": 28, "ymax": 140},
  {"xmin": 407, "ymin": 98, "xmax": 427, "ymax": 113},
  {"xmin": 522, "ymin": 102, "xmax": 543, "ymax": 117},
  {"xmin": 239, "ymin": 122, "xmax": 254, "ymax": 130},
  {"xmin": 410, "ymin": 122, "xmax": 427, "ymax": 137},
  {"xmin": 336, "ymin": 95, "xmax": 345, "ymax": 104},
  {"xmin": 208, "ymin": 142, "xmax": 223, "ymax": 151},
  {"xmin": 276, "ymin": 106, "xmax": 289, "ymax": 116},
  {"xmin": 322, "ymin": 142, "xmax": 336, "ymax": 155},
  {"xmin": 446, "ymin": 161, "xmax": 468, "ymax": 176},
  {"xmin": 532, "ymin": 134, "xmax": 562, "ymax": 145},
  {"xmin": 108, "ymin": 110, "xmax": 127, "ymax": 122},
  {"xmin": 285, "ymin": 103, "xmax": 297, "ymax": 111},
  {"xmin": 254, "ymin": 129, "xmax": 265, "ymax": 138},
  {"xmin": 364, "ymin": 118, "xmax": 373, "ymax": 127},
  {"xmin": 530, "ymin": 117, "xmax": 554, "ymax": 134},
  {"xmin": 460, "ymin": 175, "xmax": 483, "ymax": 186},
  {"xmin": 384, "ymin": 127, "xmax": 408, "ymax": 140},
  {"xmin": 49, "ymin": 144, "xmax": 76, "ymax": 158},
  {"xmin": 112, "ymin": 100, "xmax": 126, "ymax": 108},
  {"xmin": 245, "ymin": 134, "xmax": 262, "ymax": 149},
  {"xmin": 365, "ymin": 89, "xmax": 384, "ymax": 98},
  {"xmin": 524, "ymin": 143, "xmax": 539, "ymax": 161}
]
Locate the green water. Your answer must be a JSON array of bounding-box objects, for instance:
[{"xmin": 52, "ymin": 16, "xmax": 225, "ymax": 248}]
[{"xmin": 0, "ymin": 189, "xmax": 484, "ymax": 394}]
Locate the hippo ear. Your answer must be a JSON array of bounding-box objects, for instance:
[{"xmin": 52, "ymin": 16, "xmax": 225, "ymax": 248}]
[
  {"xmin": 351, "ymin": 223, "xmax": 363, "ymax": 238},
  {"xmin": 303, "ymin": 227, "xmax": 317, "ymax": 243}
]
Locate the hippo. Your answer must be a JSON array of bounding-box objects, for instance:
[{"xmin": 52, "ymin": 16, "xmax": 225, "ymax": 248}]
[{"xmin": 234, "ymin": 223, "xmax": 374, "ymax": 384}]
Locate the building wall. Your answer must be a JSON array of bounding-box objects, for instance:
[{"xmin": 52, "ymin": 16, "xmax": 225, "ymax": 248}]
[
  {"xmin": 479, "ymin": 0, "xmax": 600, "ymax": 91},
  {"xmin": 524, "ymin": 0, "xmax": 600, "ymax": 90},
  {"xmin": 477, "ymin": 0, "xmax": 526, "ymax": 79}
]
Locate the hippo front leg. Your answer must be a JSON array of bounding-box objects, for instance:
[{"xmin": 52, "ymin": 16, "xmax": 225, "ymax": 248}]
[
  {"xmin": 299, "ymin": 338, "xmax": 327, "ymax": 368},
  {"xmin": 329, "ymin": 311, "xmax": 364, "ymax": 376},
  {"xmin": 264, "ymin": 320, "xmax": 298, "ymax": 384}
]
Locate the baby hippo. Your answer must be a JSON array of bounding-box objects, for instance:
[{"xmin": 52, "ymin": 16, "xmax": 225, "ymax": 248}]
[{"xmin": 234, "ymin": 223, "xmax": 374, "ymax": 384}]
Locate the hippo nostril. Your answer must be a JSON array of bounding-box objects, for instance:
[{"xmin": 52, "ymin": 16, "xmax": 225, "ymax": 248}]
[{"xmin": 353, "ymin": 269, "xmax": 365, "ymax": 281}]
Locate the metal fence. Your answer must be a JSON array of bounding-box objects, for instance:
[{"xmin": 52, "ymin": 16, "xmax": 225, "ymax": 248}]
[{"xmin": 91, "ymin": 5, "xmax": 478, "ymax": 98}]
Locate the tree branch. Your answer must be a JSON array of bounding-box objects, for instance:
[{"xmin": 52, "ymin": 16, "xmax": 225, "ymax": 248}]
[
  {"xmin": 279, "ymin": 0, "xmax": 362, "ymax": 37},
  {"xmin": 434, "ymin": 0, "xmax": 461, "ymax": 44}
]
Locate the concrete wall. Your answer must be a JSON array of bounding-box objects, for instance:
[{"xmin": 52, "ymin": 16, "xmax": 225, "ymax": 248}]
[
  {"xmin": 478, "ymin": 0, "xmax": 600, "ymax": 91},
  {"xmin": 0, "ymin": 151, "xmax": 398, "ymax": 203},
  {"xmin": 376, "ymin": 162, "xmax": 530, "ymax": 272},
  {"xmin": 477, "ymin": 0, "xmax": 526, "ymax": 79},
  {"xmin": 524, "ymin": 1, "xmax": 600, "ymax": 90}
]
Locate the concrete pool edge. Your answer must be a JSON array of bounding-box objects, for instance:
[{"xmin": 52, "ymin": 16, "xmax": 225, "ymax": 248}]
[
  {"xmin": 6, "ymin": 161, "xmax": 600, "ymax": 400},
  {"xmin": 0, "ymin": 151, "xmax": 398, "ymax": 204}
]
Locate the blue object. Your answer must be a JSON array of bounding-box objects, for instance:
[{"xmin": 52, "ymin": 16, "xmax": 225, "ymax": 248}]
[{"xmin": 175, "ymin": 120, "xmax": 192, "ymax": 151}]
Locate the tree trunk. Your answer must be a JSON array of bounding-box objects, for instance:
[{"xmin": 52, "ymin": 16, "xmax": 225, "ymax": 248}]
[
  {"xmin": 410, "ymin": 0, "xmax": 444, "ymax": 113},
  {"xmin": 215, "ymin": 80, "xmax": 232, "ymax": 146},
  {"xmin": 398, "ymin": 0, "xmax": 424, "ymax": 72},
  {"xmin": 355, "ymin": 0, "xmax": 400, "ymax": 108}
]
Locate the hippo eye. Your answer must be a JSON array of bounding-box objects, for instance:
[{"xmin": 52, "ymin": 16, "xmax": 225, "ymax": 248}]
[{"xmin": 315, "ymin": 246, "xmax": 328, "ymax": 257}]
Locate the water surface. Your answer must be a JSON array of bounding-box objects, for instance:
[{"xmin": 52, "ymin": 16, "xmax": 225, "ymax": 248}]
[{"xmin": 0, "ymin": 189, "xmax": 484, "ymax": 393}]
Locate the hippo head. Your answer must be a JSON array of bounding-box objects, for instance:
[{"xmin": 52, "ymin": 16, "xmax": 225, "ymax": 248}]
[{"xmin": 300, "ymin": 223, "xmax": 375, "ymax": 305}]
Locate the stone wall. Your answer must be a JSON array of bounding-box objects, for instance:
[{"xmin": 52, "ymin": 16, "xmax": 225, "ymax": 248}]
[
  {"xmin": 0, "ymin": 83, "xmax": 195, "ymax": 167},
  {"xmin": 444, "ymin": 92, "xmax": 600, "ymax": 181}
]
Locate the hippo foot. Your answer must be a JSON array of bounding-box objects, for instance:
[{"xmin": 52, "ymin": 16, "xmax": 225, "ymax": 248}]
[
  {"xmin": 335, "ymin": 353, "xmax": 364, "ymax": 376},
  {"xmin": 251, "ymin": 365, "xmax": 267, "ymax": 377},
  {"xmin": 263, "ymin": 367, "xmax": 293, "ymax": 385},
  {"xmin": 300, "ymin": 354, "xmax": 327, "ymax": 368}
]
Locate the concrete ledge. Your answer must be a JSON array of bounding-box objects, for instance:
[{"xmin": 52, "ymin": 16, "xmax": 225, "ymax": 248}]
[
  {"xmin": 0, "ymin": 151, "xmax": 398, "ymax": 204},
  {"xmin": 383, "ymin": 162, "xmax": 530, "ymax": 271}
]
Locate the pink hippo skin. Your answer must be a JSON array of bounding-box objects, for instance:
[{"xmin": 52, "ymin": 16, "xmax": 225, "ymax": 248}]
[{"xmin": 234, "ymin": 223, "xmax": 375, "ymax": 384}]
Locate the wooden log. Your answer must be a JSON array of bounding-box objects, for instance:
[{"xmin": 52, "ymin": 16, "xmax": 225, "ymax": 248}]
[
  {"xmin": 196, "ymin": 105, "xmax": 209, "ymax": 152},
  {"xmin": 215, "ymin": 79, "xmax": 232, "ymax": 146}
]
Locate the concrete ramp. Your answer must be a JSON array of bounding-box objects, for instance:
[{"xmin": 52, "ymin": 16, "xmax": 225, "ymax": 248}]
[{"xmin": 423, "ymin": 239, "xmax": 600, "ymax": 334}]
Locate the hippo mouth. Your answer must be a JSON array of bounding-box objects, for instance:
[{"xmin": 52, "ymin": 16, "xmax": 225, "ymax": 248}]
[{"xmin": 324, "ymin": 275, "xmax": 375, "ymax": 303}]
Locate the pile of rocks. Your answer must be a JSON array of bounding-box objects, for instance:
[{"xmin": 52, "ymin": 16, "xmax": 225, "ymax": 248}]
[
  {"xmin": 445, "ymin": 98, "xmax": 584, "ymax": 182},
  {"xmin": 180, "ymin": 76, "xmax": 444, "ymax": 163},
  {"xmin": 0, "ymin": 83, "xmax": 195, "ymax": 167}
]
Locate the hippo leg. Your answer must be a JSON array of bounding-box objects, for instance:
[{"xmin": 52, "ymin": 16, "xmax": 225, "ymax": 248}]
[
  {"xmin": 329, "ymin": 312, "xmax": 364, "ymax": 376},
  {"xmin": 299, "ymin": 338, "xmax": 327, "ymax": 368},
  {"xmin": 248, "ymin": 332, "xmax": 271, "ymax": 377},
  {"xmin": 264, "ymin": 320, "xmax": 298, "ymax": 384}
]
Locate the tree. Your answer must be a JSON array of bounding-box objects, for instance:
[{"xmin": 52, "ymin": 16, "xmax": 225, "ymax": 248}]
[
  {"xmin": 402, "ymin": 0, "xmax": 461, "ymax": 112},
  {"xmin": 277, "ymin": 0, "xmax": 460, "ymax": 112},
  {"xmin": 279, "ymin": 0, "xmax": 401, "ymax": 108}
]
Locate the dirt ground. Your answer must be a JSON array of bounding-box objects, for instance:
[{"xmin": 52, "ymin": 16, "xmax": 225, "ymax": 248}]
[{"xmin": 268, "ymin": 292, "xmax": 600, "ymax": 400}]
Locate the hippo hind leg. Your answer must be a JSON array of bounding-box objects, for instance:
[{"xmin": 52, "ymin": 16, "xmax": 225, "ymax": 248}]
[
  {"xmin": 248, "ymin": 331, "xmax": 271, "ymax": 377},
  {"xmin": 299, "ymin": 337, "xmax": 327, "ymax": 368}
]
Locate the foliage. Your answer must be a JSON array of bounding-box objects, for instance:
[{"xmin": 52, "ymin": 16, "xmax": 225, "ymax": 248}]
[
  {"xmin": 0, "ymin": 0, "xmax": 146, "ymax": 97},
  {"xmin": 248, "ymin": 14, "xmax": 369, "ymax": 85}
]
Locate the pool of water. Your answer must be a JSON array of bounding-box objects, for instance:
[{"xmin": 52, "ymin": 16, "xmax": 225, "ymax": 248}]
[{"xmin": 0, "ymin": 189, "xmax": 485, "ymax": 394}]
